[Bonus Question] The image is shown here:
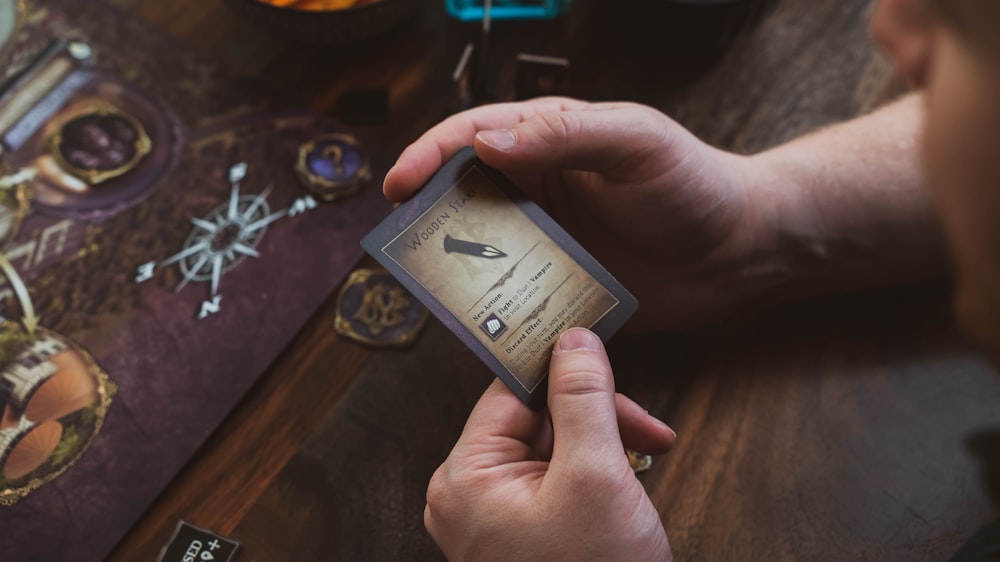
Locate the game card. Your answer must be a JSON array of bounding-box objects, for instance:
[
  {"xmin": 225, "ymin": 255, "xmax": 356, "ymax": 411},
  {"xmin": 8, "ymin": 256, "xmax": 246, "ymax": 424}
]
[{"xmin": 363, "ymin": 147, "xmax": 637, "ymax": 409}]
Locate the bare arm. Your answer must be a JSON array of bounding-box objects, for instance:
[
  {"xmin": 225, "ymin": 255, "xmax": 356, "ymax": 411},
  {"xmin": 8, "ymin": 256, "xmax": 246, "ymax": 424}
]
[{"xmin": 737, "ymin": 92, "xmax": 947, "ymax": 308}]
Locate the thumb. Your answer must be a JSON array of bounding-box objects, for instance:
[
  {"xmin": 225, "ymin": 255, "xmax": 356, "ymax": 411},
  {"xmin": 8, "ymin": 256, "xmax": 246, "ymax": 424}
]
[
  {"xmin": 473, "ymin": 105, "xmax": 675, "ymax": 179},
  {"xmin": 546, "ymin": 328, "xmax": 627, "ymax": 470}
]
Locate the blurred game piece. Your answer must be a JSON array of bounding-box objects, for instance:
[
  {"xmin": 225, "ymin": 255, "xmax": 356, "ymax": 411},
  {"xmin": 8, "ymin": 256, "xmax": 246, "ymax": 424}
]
[
  {"xmin": 515, "ymin": 53, "xmax": 569, "ymax": 100},
  {"xmin": 448, "ymin": 0, "xmax": 502, "ymax": 113},
  {"xmin": 627, "ymin": 449, "xmax": 653, "ymax": 473},
  {"xmin": 66, "ymin": 40, "xmax": 91, "ymax": 61},
  {"xmin": 475, "ymin": 0, "xmax": 492, "ymax": 100},
  {"xmin": 335, "ymin": 268, "xmax": 428, "ymax": 347},
  {"xmin": 295, "ymin": 133, "xmax": 371, "ymax": 201},
  {"xmin": 452, "ymin": 42, "xmax": 476, "ymax": 113},
  {"xmin": 445, "ymin": 0, "xmax": 570, "ymax": 21}
]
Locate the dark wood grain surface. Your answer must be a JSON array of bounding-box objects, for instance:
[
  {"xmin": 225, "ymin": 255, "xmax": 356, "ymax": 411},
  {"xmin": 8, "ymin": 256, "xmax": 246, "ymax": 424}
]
[{"xmin": 103, "ymin": 1, "xmax": 1000, "ymax": 560}]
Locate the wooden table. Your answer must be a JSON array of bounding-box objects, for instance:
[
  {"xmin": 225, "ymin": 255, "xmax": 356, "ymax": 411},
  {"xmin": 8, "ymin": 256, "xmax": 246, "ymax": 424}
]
[{"xmin": 105, "ymin": 0, "xmax": 1000, "ymax": 560}]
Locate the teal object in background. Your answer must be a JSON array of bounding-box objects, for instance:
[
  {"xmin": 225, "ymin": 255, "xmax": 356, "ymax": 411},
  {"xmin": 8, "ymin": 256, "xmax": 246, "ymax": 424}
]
[{"xmin": 445, "ymin": 0, "xmax": 571, "ymax": 21}]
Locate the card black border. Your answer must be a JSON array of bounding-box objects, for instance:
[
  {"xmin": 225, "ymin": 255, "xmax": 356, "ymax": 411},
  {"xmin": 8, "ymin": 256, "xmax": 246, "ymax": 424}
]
[{"xmin": 362, "ymin": 147, "xmax": 638, "ymax": 410}]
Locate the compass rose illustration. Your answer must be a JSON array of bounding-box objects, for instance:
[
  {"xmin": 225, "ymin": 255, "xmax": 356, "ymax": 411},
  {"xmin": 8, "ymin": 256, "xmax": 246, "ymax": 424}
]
[{"xmin": 134, "ymin": 163, "xmax": 318, "ymax": 319}]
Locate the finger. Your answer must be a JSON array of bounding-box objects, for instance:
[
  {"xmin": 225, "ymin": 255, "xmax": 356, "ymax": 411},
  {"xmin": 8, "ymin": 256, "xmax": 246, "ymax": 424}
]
[
  {"xmin": 616, "ymin": 393, "xmax": 676, "ymax": 455},
  {"xmin": 528, "ymin": 396, "xmax": 676, "ymax": 462},
  {"xmin": 473, "ymin": 104, "xmax": 684, "ymax": 182},
  {"xmin": 546, "ymin": 328, "xmax": 628, "ymax": 469},
  {"xmin": 528, "ymin": 412, "xmax": 554, "ymax": 461},
  {"xmin": 451, "ymin": 379, "xmax": 546, "ymax": 461},
  {"xmin": 383, "ymin": 97, "xmax": 589, "ymax": 202}
]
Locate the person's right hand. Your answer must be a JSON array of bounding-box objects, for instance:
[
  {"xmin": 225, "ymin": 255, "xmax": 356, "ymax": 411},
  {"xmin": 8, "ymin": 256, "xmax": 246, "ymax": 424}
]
[
  {"xmin": 384, "ymin": 98, "xmax": 769, "ymax": 331},
  {"xmin": 425, "ymin": 328, "xmax": 675, "ymax": 561}
]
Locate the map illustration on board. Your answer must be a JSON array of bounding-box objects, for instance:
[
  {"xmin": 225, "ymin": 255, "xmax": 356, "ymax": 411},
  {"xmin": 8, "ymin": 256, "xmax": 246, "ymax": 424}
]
[{"xmin": 0, "ymin": 0, "xmax": 390, "ymax": 559}]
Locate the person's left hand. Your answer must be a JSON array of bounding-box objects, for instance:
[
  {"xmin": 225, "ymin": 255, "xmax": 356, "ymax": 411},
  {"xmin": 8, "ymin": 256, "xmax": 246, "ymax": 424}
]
[{"xmin": 424, "ymin": 328, "xmax": 676, "ymax": 561}]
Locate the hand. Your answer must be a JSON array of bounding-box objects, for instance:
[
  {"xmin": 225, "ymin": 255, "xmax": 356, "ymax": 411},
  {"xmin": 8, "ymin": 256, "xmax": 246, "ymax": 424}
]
[
  {"xmin": 424, "ymin": 328, "xmax": 675, "ymax": 561},
  {"xmin": 384, "ymin": 98, "xmax": 765, "ymax": 330}
]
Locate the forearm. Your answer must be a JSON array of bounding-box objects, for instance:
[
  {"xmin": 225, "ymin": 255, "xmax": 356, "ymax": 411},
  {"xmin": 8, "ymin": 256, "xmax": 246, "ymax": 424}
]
[{"xmin": 737, "ymin": 92, "xmax": 949, "ymax": 306}]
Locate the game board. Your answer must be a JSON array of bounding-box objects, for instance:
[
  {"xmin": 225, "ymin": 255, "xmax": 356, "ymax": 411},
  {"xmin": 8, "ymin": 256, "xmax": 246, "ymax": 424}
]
[{"xmin": 0, "ymin": 0, "xmax": 391, "ymax": 559}]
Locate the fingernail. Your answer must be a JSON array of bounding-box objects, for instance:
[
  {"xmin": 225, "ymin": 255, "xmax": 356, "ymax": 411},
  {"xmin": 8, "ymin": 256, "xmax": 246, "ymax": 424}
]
[
  {"xmin": 645, "ymin": 409, "xmax": 676, "ymax": 438},
  {"xmin": 556, "ymin": 328, "xmax": 602, "ymax": 352},
  {"xmin": 657, "ymin": 418, "xmax": 678, "ymax": 440},
  {"xmin": 476, "ymin": 129, "xmax": 517, "ymax": 152}
]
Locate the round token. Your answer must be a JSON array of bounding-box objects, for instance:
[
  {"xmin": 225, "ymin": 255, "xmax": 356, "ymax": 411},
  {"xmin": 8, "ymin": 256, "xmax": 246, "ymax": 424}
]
[
  {"xmin": 294, "ymin": 133, "xmax": 371, "ymax": 201},
  {"xmin": 334, "ymin": 268, "xmax": 428, "ymax": 347},
  {"xmin": 50, "ymin": 104, "xmax": 152, "ymax": 185}
]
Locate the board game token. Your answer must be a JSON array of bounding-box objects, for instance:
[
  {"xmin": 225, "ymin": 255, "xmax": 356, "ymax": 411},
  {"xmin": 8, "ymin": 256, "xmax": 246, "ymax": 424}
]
[
  {"xmin": 50, "ymin": 104, "xmax": 152, "ymax": 184},
  {"xmin": 295, "ymin": 132, "xmax": 371, "ymax": 201},
  {"xmin": 335, "ymin": 268, "xmax": 428, "ymax": 347},
  {"xmin": 627, "ymin": 449, "xmax": 653, "ymax": 473}
]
